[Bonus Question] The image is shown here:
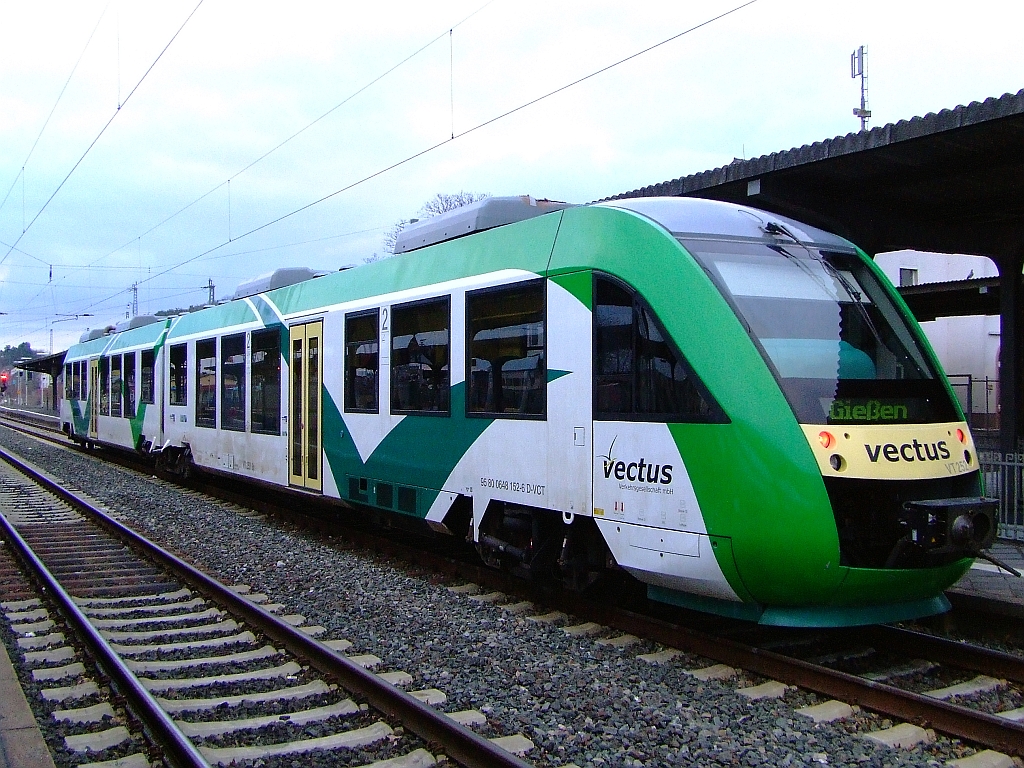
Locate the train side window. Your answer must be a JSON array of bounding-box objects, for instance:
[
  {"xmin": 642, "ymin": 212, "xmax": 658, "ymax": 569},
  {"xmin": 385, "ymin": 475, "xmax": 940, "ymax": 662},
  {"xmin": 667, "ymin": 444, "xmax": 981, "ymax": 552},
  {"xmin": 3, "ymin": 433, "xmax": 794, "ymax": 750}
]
[
  {"xmin": 221, "ymin": 333, "xmax": 246, "ymax": 432},
  {"xmin": 124, "ymin": 352, "xmax": 136, "ymax": 418},
  {"xmin": 196, "ymin": 338, "xmax": 217, "ymax": 428},
  {"xmin": 64, "ymin": 364, "xmax": 72, "ymax": 400},
  {"xmin": 467, "ymin": 280, "xmax": 546, "ymax": 418},
  {"xmin": 141, "ymin": 349, "xmax": 155, "ymax": 404},
  {"xmin": 594, "ymin": 279, "xmax": 634, "ymax": 414},
  {"xmin": 593, "ymin": 274, "xmax": 726, "ymax": 423},
  {"xmin": 251, "ymin": 328, "xmax": 281, "ymax": 435},
  {"xmin": 391, "ymin": 297, "xmax": 450, "ymax": 415},
  {"xmin": 100, "ymin": 357, "xmax": 110, "ymax": 416},
  {"xmin": 110, "ymin": 355, "xmax": 122, "ymax": 417},
  {"xmin": 345, "ymin": 310, "xmax": 379, "ymax": 413},
  {"xmin": 169, "ymin": 344, "xmax": 187, "ymax": 406}
]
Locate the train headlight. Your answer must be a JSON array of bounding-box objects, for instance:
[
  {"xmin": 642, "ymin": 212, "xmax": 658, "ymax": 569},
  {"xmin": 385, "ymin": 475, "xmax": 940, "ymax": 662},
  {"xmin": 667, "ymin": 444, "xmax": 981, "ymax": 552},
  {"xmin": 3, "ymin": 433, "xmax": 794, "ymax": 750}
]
[
  {"xmin": 829, "ymin": 454, "xmax": 845, "ymax": 472},
  {"xmin": 949, "ymin": 514, "xmax": 975, "ymax": 547},
  {"xmin": 956, "ymin": 428, "xmax": 965, "ymax": 443},
  {"xmin": 818, "ymin": 431, "xmax": 835, "ymax": 449},
  {"xmin": 964, "ymin": 450, "xmax": 972, "ymax": 465}
]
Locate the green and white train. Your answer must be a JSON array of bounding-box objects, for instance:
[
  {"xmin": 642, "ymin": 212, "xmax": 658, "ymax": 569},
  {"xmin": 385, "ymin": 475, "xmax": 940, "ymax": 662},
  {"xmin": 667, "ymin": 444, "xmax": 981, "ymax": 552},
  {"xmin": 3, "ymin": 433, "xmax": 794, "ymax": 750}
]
[{"xmin": 60, "ymin": 195, "xmax": 996, "ymax": 626}]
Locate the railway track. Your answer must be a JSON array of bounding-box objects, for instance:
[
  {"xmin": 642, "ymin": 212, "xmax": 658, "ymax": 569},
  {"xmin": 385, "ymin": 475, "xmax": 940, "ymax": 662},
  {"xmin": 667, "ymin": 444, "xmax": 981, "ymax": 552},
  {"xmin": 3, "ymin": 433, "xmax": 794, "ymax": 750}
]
[
  {"xmin": 0, "ymin": 440, "xmax": 533, "ymax": 767},
  {"xmin": 4, "ymin": 409, "xmax": 1024, "ymax": 761},
  {"xmin": 431, "ymin": 575, "xmax": 1024, "ymax": 758}
]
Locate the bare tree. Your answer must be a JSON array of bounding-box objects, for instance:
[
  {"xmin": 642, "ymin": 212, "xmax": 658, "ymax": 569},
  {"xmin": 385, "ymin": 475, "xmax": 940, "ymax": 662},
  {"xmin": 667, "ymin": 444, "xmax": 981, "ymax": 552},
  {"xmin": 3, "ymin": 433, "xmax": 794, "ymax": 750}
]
[{"xmin": 378, "ymin": 191, "xmax": 488, "ymax": 257}]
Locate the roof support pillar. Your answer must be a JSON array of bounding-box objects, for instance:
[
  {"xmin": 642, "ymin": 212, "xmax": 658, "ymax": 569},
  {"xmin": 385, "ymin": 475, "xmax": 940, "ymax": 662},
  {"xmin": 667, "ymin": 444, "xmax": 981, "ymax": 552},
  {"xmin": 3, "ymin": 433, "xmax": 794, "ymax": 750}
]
[{"xmin": 998, "ymin": 250, "xmax": 1024, "ymax": 453}]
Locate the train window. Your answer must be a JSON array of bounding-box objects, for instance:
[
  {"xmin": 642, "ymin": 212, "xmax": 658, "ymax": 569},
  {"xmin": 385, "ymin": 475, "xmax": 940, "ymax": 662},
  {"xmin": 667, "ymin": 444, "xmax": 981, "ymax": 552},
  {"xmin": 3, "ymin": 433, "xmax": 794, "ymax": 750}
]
[
  {"xmin": 220, "ymin": 334, "xmax": 246, "ymax": 432},
  {"xmin": 124, "ymin": 352, "xmax": 136, "ymax": 418},
  {"xmin": 345, "ymin": 310, "xmax": 379, "ymax": 413},
  {"xmin": 683, "ymin": 239, "xmax": 957, "ymax": 424},
  {"xmin": 467, "ymin": 280, "xmax": 546, "ymax": 418},
  {"xmin": 196, "ymin": 338, "xmax": 217, "ymax": 428},
  {"xmin": 594, "ymin": 275, "xmax": 725, "ymax": 423},
  {"xmin": 141, "ymin": 349, "xmax": 155, "ymax": 404},
  {"xmin": 169, "ymin": 344, "xmax": 187, "ymax": 406},
  {"xmin": 391, "ymin": 297, "xmax": 450, "ymax": 415},
  {"xmin": 251, "ymin": 328, "xmax": 281, "ymax": 435},
  {"xmin": 594, "ymin": 279, "xmax": 633, "ymax": 414},
  {"xmin": 71, "ymin": 362, "xmax": 78, "ymax": 400},
  {"xmin": 99, "ymin": 357, "xmax": 110, "ymax": 416},
  {"xmin": 110, "ymin": 355, "xmax": 122, "ymax": 417},
  {"xmin": 64, "ymin": 364, "xmax": 72, "ymax": 400}
]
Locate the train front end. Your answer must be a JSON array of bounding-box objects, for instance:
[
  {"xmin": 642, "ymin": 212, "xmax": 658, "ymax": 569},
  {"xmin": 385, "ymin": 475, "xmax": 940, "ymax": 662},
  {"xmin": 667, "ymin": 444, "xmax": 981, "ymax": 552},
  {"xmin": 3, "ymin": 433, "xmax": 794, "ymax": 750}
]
[
  {"xmin": 600, "ymin": 198, "xmax": 996, "ymax": 627},
  {"xmin": 681, "ymin": 216, "xmax": 994, "ymax": 624}
]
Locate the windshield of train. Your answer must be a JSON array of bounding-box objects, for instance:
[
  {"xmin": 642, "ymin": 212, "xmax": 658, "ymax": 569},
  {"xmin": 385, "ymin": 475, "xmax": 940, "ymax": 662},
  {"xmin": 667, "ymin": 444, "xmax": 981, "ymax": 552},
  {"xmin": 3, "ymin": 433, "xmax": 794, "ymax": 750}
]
[{"xmin": 680, "ymin": 237, "xmax": 959, "ymax": 425}]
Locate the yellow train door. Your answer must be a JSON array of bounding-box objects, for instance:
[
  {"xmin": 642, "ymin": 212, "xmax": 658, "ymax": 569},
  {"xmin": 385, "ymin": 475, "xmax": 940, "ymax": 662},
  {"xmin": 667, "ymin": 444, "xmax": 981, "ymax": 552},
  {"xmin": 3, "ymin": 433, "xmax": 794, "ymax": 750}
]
[{"xmin": 288, "ymin": 321, "xmax": 323, "ymax": 492}]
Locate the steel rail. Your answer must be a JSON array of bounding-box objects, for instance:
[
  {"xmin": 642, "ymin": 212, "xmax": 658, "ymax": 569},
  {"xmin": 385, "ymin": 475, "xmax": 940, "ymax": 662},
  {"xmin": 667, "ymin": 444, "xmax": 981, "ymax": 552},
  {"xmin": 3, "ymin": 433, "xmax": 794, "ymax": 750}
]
[
  {"xmin": 0, "ymin": 443, "xmax": 533, "ymax": 768},
  {"xmin": 860, "ymin": 625, "xmax": 1024, "ymax": 685},
  {"xmin": 0, "ymin": 406, "xmax": 60, "ymax": 431},
  {"xmin": 0, "ymin": 448, "xmax": 211, "ymax": 768}
]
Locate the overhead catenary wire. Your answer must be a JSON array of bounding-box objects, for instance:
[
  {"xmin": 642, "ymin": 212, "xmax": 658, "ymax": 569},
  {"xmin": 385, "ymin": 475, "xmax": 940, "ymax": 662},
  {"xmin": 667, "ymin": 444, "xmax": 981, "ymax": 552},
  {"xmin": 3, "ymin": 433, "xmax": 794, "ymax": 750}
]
[
  {"xmin": 77, "ymin": 0, "xmax": 759, "ymax": 317},
  {"xmin": 5, "ymin": 222, "xmax": 389, "ymax": 336},
  {"xmin": 14, "ymin": 0, "xmax": 498, "ymax": 317},
  {"xmin": 0, "ymin": 0, "xmax": 206, "ymax": 268},
  {"xmin": 0, "ymin": 3, "xmax": 110, "ymax": 219}
]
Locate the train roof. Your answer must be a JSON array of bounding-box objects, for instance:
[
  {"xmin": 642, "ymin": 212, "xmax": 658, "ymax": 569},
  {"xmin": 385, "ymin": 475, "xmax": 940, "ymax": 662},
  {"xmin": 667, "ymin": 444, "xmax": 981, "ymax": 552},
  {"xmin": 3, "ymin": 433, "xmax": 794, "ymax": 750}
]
[
  {"xmin": 113, "ymin": 315, "xmax": 163, "ymax": 333},
  {"xmin": 66, "ymin": 317, "xmax": 171, "ymax": 360},
  {"xmin": 394, "ymin": 196, "xmax": 572, "ymax": 254},
  {"xmin": 71, "ymin": 197, "xmax": 861, "ymax": 351},
  {"xmin": 600, "ymin": 197, "xmax": 856, "ymax": 250},
  {"xmin": 232, "ymin": 267, "xmax": 322, "ymax": 300}
]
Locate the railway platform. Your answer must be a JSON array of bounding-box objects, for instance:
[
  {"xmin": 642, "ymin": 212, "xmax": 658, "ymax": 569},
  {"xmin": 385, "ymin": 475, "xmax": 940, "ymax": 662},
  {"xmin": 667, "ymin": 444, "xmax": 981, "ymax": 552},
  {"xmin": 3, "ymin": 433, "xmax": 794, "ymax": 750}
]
[
  {"xmin": 0, "ymin": 637, "xmax": 56, "ymax": 768},
  {"xmin": 946, "ymin": 540, "xmax": 1024, "ymax": 618}
]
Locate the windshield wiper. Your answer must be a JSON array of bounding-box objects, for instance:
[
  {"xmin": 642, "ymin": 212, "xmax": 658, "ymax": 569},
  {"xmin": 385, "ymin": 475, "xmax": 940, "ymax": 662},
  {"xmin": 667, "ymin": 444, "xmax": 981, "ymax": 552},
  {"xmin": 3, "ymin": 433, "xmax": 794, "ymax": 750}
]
[{"xmin": 764, "ymin": 221, "xmax": 799, "ymax": 242}]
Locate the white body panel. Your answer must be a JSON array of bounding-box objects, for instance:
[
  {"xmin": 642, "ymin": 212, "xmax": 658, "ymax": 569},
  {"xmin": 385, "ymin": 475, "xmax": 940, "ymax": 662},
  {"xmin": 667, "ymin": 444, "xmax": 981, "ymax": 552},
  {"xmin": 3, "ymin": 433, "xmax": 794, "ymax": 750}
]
[
  {"xmin": 545, "ymin": 280, "xmax": 593, "ymax": 516},
  {"xmin": 592, "ymin": 421, "xmax": 738, "ymax": 601},
  {"xmin": 163, "ymin": 326, "xmax": 290, "ymax": 488}
]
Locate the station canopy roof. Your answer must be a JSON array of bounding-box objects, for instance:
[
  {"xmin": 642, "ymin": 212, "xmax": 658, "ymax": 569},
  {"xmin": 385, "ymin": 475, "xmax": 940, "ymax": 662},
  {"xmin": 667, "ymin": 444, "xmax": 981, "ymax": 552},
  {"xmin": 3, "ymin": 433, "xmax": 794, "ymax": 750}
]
[
  {"xmin": 17, "ymin": 351, "xmax": 66, "ymax": 376},
  {"xmin": 608, "ymin": 89, "xmax": 1024, "ymax": 264}
]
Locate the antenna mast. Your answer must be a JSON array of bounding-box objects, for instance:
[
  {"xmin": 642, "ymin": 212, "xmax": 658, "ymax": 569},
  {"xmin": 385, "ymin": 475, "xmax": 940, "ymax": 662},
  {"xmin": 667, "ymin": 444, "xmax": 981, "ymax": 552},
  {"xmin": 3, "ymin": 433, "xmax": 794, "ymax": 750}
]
[{"xmin": 851, "ymin": 45, "xmax": 871, "ymax": 130}]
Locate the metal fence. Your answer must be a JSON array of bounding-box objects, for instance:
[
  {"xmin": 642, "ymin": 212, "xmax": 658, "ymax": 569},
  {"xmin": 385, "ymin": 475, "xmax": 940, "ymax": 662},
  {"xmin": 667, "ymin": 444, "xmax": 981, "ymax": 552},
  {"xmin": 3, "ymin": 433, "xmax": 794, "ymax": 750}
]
[{"xmin": 980, "ymin": 450, "xmax": 1024, "ymax": 541}]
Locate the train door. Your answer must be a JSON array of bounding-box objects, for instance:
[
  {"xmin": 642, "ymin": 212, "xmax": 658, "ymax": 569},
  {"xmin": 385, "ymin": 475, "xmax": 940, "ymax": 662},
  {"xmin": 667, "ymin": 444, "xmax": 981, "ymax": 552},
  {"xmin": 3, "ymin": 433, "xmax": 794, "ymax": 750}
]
[
  {"xmin": 288, "ymin": 321, "xmax": 323, "ymax": 492},
  {"xmin": 547, "ymin": 275, "xmax": 593, "ymax": 517},
  {"xmin": 88, "ymin": 359, "xmax": 99, "ymax": 438}
]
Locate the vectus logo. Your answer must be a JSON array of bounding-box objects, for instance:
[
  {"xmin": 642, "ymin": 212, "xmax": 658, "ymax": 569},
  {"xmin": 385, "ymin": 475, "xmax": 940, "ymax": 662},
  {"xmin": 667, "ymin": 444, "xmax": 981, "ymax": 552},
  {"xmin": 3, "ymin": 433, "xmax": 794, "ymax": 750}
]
[
  {"xmin": 598, "ymin": 436, "xmax": 673, "ymax": 484},
  {"xmin": 864, "ymin": 439, "xmax": 950, "ymax": 463}
]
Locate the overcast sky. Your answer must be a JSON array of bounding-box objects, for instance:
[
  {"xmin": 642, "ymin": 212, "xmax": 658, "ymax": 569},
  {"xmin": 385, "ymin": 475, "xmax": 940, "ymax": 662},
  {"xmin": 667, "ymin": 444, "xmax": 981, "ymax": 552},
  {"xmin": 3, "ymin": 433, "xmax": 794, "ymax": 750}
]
[{"xmin": 1, "ymin": 0, "xmax": 1020, "ymax": 352}]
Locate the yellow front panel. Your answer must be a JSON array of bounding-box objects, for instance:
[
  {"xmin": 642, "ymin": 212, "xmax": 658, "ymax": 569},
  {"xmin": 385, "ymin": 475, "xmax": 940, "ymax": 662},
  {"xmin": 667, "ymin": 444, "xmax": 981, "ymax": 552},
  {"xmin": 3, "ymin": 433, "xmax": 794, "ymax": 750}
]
[{"xmin": 801, "ymin": 422, "xmax": 978, "ymax": 480}]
